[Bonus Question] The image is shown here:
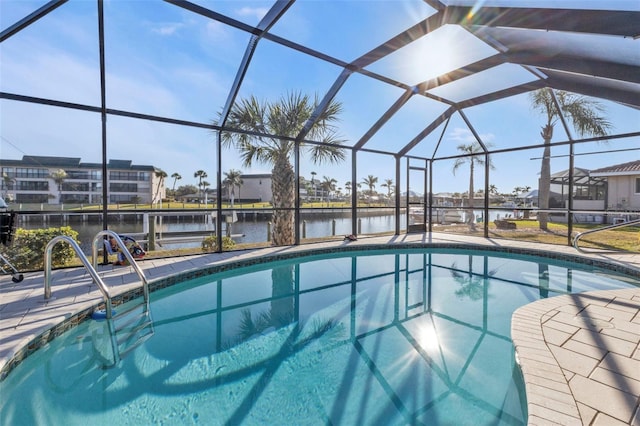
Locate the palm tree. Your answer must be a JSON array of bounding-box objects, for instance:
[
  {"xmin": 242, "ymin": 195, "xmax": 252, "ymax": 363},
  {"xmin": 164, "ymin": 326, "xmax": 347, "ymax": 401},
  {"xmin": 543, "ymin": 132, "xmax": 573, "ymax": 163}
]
[
  {"xmin": 530, "ymin": 89, "xmax": 611, "ymax": 230},
  {"xmin": 361, "ymin": 175, "xmax": 378, "ymax": 203},
  {"xmin": 220, "ymin": 92, "xmax": 346, "ymax": 245},
  {"xmin": 50, "ymin": 169, "xmax": 67, "ymax": 204},
  {"xmin": 452, "ymin": 141, "xmax": 494, "ymax": 231},
  {"xmin": 153, "ymin": 169, "xmax": 167, "ymax": 205},
  {"xmin": 320, "ymin": 176, "xmax": 337, "ymax": 205},
  {"xmin": 344, "ymin": 181, "xmax": 351, "ymax": 197},
  {"xmin": 170, "ymin": 172, "xmax": 182, "ymax": 197},
  {"xmin": 521, "ymin": 185, "xmax": 532, "ymax": 207},
  {"xmin": 450, "ymin": 259, "xmax": 497, "ymax": 301},
  {"xmin": 194, "ymin": 170, "xmax": 208, "ymax": 205},
  {"xmin": 310, "ymin": 171, "xmax": 318, "ymax": 201},
  {"xmin": 381, "ymin": 178, "xmax": 394, "ymax": 204},
  {"xmin": 304, "ymin": 182, "xmax": 313, "ymax": 202},
  {"xmin": 223, "ymin": 169, "xmax": 243, "ymax": 207}
]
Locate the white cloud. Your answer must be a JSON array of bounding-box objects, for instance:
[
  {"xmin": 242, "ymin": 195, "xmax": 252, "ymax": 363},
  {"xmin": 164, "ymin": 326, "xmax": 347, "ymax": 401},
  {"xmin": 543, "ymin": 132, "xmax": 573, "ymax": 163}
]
[
  {"xmin": 150, "ymin": 22, "xmax": 184, "ymax": 36},
  {"xmin": 235, "ymin": 6, "xmax": 269, "ymax": 20},
  {"xmin": 0, "ymin": 38, "xmax": 101, "ymax": 104},
  {"xmin": 206, "ymin": 20, "xmax": 228, "ymax": 39},
  {"xmin": 448, "ymin": 127, "xmax": 495, "ymax": 144}
]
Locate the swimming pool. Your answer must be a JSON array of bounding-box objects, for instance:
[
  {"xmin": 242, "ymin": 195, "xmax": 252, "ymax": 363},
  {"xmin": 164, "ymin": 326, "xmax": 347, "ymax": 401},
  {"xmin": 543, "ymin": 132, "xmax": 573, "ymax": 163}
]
[{"xmin": 1, "ymin": 247, "xmax": 638, "ymax": 425}]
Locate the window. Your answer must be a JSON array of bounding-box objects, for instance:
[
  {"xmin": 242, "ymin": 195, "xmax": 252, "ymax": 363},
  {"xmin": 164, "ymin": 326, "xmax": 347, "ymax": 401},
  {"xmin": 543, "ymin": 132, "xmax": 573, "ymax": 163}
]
[
  {"xmin": 110, "ymin": 171, "xmax": 139, "ymax": 181},
  {"xmin": 16, "ymin": 168, "xmax": 48, "ymax": 178},
  {"xmin": 66, "ymin": 171, "xmax": 92, "ymax": 180},
  {"xmin": 635, "ymin": 177, "xmax": 640, "ymax": 194},
  {"xmin": 1, "ymin": 167, "xmax": 15, "ymax": 178},
  {"xmin": 18, "ymin": 181, "xmax": 48, "ymax": 191},
  {"xmin": 110, "ymin": 183, "xmax": 138, "ymax": 192},
  {"xmin": 62, "ymin": 182, "xmax": 90, "ymax": 191}
]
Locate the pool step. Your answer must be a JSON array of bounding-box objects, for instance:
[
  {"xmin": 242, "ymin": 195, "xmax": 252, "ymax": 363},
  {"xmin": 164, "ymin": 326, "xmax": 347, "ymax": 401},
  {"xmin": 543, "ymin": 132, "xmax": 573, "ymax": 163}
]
[{"xmin": 112, "ymin": 301, "xmax": 154, "ymax": 362}]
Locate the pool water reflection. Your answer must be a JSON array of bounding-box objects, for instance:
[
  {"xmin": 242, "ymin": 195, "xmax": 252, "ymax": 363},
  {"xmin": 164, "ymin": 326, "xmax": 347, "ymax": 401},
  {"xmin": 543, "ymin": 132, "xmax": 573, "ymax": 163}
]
[{"xmin": 1, "ymin": 248, "xmax": 637, "ymax": 425}]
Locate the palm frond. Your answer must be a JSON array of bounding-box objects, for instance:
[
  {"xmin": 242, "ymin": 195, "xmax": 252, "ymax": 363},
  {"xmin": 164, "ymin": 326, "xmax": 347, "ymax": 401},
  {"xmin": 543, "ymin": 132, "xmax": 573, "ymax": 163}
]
[{"xmin": 561, "ymin": 97, "xmax": 613, "ymax": 137}]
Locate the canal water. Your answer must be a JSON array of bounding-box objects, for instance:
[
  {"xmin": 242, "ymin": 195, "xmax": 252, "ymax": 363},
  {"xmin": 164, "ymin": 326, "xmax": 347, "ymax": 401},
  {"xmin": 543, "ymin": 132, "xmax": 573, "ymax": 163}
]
[{"xmin": 17, "ymin": 209, "xmax": 518, "ymax": 253}]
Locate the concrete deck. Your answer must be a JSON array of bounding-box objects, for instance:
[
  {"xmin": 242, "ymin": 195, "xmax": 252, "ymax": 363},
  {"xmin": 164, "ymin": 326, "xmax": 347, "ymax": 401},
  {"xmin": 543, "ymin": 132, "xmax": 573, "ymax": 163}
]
[{"xmin": 1, "ymin": 233, "xmax": 639, "ymax": 424}]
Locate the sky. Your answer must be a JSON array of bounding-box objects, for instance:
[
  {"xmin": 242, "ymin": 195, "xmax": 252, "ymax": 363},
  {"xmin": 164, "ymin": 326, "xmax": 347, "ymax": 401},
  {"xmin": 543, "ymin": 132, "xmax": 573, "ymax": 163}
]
[{"xmin": 1, "ymin": 0, "xmax": 638, "ymax": 197}]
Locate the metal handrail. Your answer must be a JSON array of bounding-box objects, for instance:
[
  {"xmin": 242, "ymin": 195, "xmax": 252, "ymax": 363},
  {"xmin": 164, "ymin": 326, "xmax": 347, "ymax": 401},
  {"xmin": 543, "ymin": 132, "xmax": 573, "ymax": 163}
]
[
  {"xmin": 44, "ymin": 236, "xmax": 114, "ymax": 318},
  {"xmin": 91, "ymin": 230, "xmax": 149, "ymax": 303},
  {"xmin": 572, "ymin": 218, "xmax": 640, "ymax": 253}
]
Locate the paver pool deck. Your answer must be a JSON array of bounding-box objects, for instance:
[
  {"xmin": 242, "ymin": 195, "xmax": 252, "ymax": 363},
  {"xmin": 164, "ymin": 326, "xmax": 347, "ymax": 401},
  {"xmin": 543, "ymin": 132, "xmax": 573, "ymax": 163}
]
[{"xmin": 1, "ymin": 233, "xmax": 639, "ymax": 425}]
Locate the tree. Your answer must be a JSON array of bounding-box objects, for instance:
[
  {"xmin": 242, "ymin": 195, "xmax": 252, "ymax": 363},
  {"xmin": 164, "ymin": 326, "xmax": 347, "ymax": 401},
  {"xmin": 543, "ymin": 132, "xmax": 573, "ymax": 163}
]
[
  {"xmin": 153, "ymin": 169, "xmax": 167, "ymax": 205},
  {"xmin": 450, "ymin": 258, "xmax": 497, "ymax": 301},
  {"xmin": 320, "ymin": 176, "xmax": 337, "ymax": 204},
  {"xmin": 452, "ymin": 141, "xmax": 494, "ymax": 231},
  {"xmin": 201, "ymin": 180, "xmax": 211, "ymax": 204},
  {"xmin": 194, "ymin": 170, "xmax": 208, "ymax": 205},
  {"xmin": 220, "ymin": 92, "xmax": 345, "ymax": 245},
  {"xmin": 530, "ymin": 89, "xmax": 611, "ymax": 230},
  {"xmin": 344, "ymin": 181, "xmax": 351, "ymax": 197},
  {"xmin": 50, "ymin": 169, "xmax": 67, "ymax": 204},
  {"xmin": 175, "ymin": 184, "xmax": 198, "ymax": 198},
  {"xmin": 223, "ymin": 169, "xmax": 243, "ymax": 207},
  {"xmin": 170, "ymin": 172, "xmax": 182, "ymax": 194},
  {"xmin": 308, "ymin": 171, "xmax": 318, "ymax": 201},
  {"xmin": 381, "ymin": 178, "xmax": 394, "ymax": 204},
  {"xmin": 513, "ymin": 186, "xmax": 523, "ymax": 198},
  {"xmin": 361, "ymin": 175, "xmax": 378, "ymax": 202}
]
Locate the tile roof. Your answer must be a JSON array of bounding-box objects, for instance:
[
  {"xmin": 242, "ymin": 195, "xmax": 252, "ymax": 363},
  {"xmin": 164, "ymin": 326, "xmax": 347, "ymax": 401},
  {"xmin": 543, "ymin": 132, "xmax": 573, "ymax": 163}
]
[{"xmin": 590, "ymin": 160, "xmax": 640, "ymax": 175}]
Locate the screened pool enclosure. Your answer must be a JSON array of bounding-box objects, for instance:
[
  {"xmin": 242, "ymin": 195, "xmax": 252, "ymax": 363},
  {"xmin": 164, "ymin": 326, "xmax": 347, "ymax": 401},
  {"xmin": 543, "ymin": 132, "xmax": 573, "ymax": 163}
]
[{"xmin": 1, "ymin": 0, "xmax": 639, "ymax": 256}]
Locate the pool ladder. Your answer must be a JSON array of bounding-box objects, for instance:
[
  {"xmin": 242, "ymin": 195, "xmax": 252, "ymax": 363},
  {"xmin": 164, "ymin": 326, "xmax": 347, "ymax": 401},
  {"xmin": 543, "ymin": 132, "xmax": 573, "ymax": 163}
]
[
  {"xmin": 44, "ymin": 230, "xmax": 154, "ymax": 367},
  {"xmin": 572, "ymin": 218, "xmax": 640, "ymax": 253},
  {"xmin": 105, "ymin": 298, "xmax": 154, "ymax": 367}
]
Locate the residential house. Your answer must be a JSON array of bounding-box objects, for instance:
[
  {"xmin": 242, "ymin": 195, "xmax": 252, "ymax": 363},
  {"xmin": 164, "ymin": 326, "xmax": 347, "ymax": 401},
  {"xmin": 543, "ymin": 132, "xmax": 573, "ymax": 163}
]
[{"xmin": 589, "ymin": 160, "xmax": 640, "ymax": 211}]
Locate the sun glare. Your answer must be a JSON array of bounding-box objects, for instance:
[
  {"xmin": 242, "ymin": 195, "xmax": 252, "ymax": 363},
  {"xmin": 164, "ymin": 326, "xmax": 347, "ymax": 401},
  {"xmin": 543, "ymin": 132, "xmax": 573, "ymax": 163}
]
[
  {"xmin": 372, "ymin": 24, "xmax": 495, "ymax": 86},
  {"xmin": 416, "ymin": 322, "xmax": 440, "ymax": 352}
]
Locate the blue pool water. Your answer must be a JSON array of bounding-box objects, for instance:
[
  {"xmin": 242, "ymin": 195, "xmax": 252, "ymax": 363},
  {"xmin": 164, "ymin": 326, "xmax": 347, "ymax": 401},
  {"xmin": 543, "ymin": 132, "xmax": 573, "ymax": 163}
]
[{"xmin": 1, "ymin": 248, "xmax": 638, "ymax": 425}]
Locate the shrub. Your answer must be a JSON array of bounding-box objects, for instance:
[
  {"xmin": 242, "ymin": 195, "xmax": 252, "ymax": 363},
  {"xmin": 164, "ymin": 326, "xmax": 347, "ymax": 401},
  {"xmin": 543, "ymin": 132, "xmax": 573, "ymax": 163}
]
[
  {"xmin": 0, "ymin": 227, "xmax": 80, "ymax": 271},
  {"xmin": 201, "ymin": 234, "xmax": 236, "ymax": 252}
]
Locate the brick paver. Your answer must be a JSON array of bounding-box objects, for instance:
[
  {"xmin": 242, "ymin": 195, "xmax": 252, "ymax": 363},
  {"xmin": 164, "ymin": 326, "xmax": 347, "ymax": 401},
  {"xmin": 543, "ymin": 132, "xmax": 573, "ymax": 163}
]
[{"xmin": 513, "ymin": 287, "xmax": 640, "ymax": 425}]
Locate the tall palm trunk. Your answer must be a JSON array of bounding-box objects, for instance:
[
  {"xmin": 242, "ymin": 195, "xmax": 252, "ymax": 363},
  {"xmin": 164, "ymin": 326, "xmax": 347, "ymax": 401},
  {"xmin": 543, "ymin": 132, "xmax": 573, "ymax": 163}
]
[
  {"xmin": 468, "ymin": 160, "xmax": 476, "ymax": 231},
  {"xmin": 271, "ymin": 265, "xmax": 295, "ymax": 328},
  {"xmin": 154, "ymin": 180, "xmax": 163, "ymax": 204},
  {"xmin": 538, "ymin": 124, "xmax": 553, "ymax": 230},
  {"xmin": 271, "ymin": 155, "xmax": 295, "ymax": 245}
]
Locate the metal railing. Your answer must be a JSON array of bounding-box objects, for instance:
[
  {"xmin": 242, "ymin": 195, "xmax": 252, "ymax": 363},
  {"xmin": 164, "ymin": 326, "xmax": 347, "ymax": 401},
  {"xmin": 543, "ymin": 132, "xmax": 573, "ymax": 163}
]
[
  {"xmin": 44, "ymin": 232, "xmax": 152, "ymax": 367},
  {"xmin": 44, "ymin": 236, "xmax": 115, "ymax": 318},
  {"xmin": 572, "ymin": 218, "xmax": 640, "ymax": 253},
  {"xmin": 91, "ymin": 230, "xmax": 149, "ymax": 303}
]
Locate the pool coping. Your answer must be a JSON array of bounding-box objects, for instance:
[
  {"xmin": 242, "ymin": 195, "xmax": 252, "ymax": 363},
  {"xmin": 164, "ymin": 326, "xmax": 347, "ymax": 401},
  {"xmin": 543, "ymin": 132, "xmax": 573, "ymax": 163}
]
[{"xmin": 1, "ymin": 233, "xmax": 639, "ymax": 424}]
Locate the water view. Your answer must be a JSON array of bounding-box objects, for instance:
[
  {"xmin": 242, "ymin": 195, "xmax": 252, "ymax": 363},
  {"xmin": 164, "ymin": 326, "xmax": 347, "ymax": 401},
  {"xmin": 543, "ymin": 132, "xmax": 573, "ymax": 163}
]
[{"xmin": 16, "ymin": 209, "xmax": 520, "ymax": 253}]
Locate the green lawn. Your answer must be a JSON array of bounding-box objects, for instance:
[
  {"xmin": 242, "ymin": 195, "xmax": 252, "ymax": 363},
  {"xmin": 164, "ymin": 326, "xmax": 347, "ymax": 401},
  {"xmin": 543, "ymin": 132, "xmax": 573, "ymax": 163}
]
[{"xmin": 438, "ymin": 220, "xmax": 639, "ymax": 252}]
